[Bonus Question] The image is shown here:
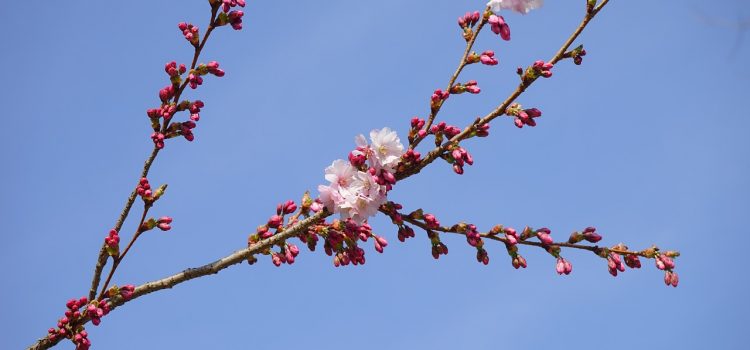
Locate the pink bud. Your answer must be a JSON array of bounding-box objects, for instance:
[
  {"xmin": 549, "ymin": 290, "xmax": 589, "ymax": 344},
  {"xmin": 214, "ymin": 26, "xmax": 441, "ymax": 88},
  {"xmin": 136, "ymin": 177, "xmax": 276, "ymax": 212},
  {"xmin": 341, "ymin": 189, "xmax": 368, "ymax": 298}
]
[{"xmin": 267, "ymin": 215, "xmax": 283, "ymax": 228}]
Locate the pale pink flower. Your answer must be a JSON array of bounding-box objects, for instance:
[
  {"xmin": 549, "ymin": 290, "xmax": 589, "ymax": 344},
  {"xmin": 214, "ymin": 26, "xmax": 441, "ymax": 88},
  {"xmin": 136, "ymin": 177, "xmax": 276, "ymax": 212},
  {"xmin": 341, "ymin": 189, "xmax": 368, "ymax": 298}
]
[
  {"xmin": 324, "ymin": 159, "xmax": 356, "ymax": 187},
  {"xmin": 339, "ymin": 171, "xmax": 386, "ymax": 224},
  {"xmin": 369, "ymin": 127, "xmax": 404, "ymax": 171},
  {"xmin": 487, "ymin": 0, "xmax": 543, "ymax": 15}
]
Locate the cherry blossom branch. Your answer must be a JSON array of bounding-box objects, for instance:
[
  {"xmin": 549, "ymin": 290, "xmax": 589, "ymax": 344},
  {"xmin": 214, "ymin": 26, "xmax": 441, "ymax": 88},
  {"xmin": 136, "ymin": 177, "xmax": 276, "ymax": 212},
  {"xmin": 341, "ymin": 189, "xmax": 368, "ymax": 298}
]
[{"xmin": 32, "ymin": 1, "xmax": 678, "ymax": 350}]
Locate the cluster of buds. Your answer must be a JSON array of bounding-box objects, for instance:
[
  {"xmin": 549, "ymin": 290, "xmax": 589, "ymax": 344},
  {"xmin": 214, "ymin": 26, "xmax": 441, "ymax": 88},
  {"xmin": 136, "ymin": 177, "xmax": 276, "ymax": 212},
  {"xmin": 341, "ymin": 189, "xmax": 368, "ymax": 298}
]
[
  {"xmin": 48, "ymin": 297, "xmax": 87, "ymax": 346},
  {"xmin": 457, "ymin": 11, "xmax": 481, "ymax": 28},
  {"xmin": 408, "ymin": 117, "xmax": 427, "ymax": 143},
  {"xmin": 448, "ymin": 146, "xmax": 474, "ymax": 174},
  {"xmin": 373, "ymin": 235, "xmax": 388, "ymax": 253},
  {"xmin": 148, "ymin": 102, "xmax": 177, "ymax": 122},
  {"xmin": 217, "ymin": 9, "xmax": 244, "ymax": 30},
  {"xmin": 430, "ymin": 89, "xmax": 450, "ymax": 109},
  {"xmin": 491, "ymin": 225, "xmax": 527, "ymax": 269},
  {"xmin": 136, "ymin": 177, "xmax": 153, "ymax": 198},
  {"xmin": 107, "ymin": 284, "xmax": 136, "ymax": 301},
  {"xmin": 467, "ymin": 50, "xmax": 499, "ymax": 66},
  {"xmin": 140, "ymin": 216, "xmax": 173, "ymax": 232},
  {"xmin": 151, "ymin": 132, "xmax": 166, "ymax": 149},
  {"xmin": 512, "ymin": 255, "xmax": 528, "ymax": 269},
  {"xmin": 309, "ymin": 220, "xmax": 376, "ymax": 267},
  {"xmin": 247, "ymin": 200, "xmax": 306, "ymax": 266},
  {"xmin": 217, "ymin": 0, "xmax": 246, "ymax": 13},
  {"xmin": 429, "ymin": 121, "xmax": 462, "ymax": 147},
  {"xmin": 533, "ymin": 60, "xmax": 554, "ymax": 78},
  {"xmin": 450, "ymin": 80, "xmax": 481, "ymax": 95},
  {"xmin": 625, "ymin": 254, "xmax": 642, "ymax": 268},
  {"xmin": 177, "ymin": 22, "xmax": 200, "ymax": 46},
  {"xmin": 423, "ymin": 213, "xmax": 440, "ymax": 230},
  {"xmin": 148, "ymin": 64, "xmax": 212, "ymax": 146},
  {"xmin": 271, "ymin": 244, "xmax": 300, "ymax": 266},
  {"xmin": 480, "ymin": 50, "xmax": 498, "ymax": 65},
  {"xmin": 463, "ymin": 224, "xmax": 482, "ymax": 247},
  {"xmin": 187, "ymin": 61, "xmax": 225, "ymax": 89},
  {"xmin": 104, "ymin": 229, "xmax": 120, "ymax": 257},
  {"xmin": 488, "ymin": 15, "xmax": 511, "ymax": 41},
  {"xmin": 49, "ymin": 297, "xmax": 112, "ymax": 346},
  {"xmin": 135, "ymin": 177, "xmax": 166, "ymax": 203},
  {"xmin": 556, "ymin": 257, "xmax": 573, "ymax": 275},
  {"xmin": 158, "ymin": 85, "xmax": 176, "ymax": 103},
  {"xmin": 397, "ymin": 225, "xmax": 416, "ymax": 242},
  {"xmin": 568, "ymin": 226, "xmax": 603, "ymax": 243},
  {"xmin": 506, "ymin": 103, "xmax": 542, "ymax": 128},
  {"xmin": 565, "ymin": 45, "xmax": 587, "ymax": 65},
  {"xmin": 457, "ymin": 11, "xmax": 481, "ymax": 40},
  {"xmin": 86, "ymin": 300, "xmax": 111, "ymax": 326},
  {"xmin": 156, "ymin": 100, "xmax": 207, "ymax": 143},
  {"xmin": 472, "ymin": 122, "xmax": 490, "ymax": 137},
  {"xmin": 535, "ymin": 227, "xmax": 554, "ymax": 245},
  {"xmin": 607, "ymin": 252, "xmax": 626, "ymax": 276},
  {"xmin": 655, "ymin": 253, "xmax": 679, "ymax": 287},
  {"xmin": 164, "ymin": 61, "xmax": 187, "ymax": 82}
]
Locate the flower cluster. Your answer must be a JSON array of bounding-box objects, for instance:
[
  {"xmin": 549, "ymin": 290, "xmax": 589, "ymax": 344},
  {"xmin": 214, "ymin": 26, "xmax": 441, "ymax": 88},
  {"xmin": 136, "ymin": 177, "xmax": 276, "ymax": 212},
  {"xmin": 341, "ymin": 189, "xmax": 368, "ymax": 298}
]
[
  {"xmin": 46, "ymin": 287, "xmax": 129, "ymax": 350},
  {"xmin": 178, "ymin": 22, "xmax": 200, "ymax": 46},
  {"xmin": 104, "ymin": 229, "xmax": 120, "ymax": 257},
  {"xmin": 140, "ymin": 216, "xmax": 173, "ymax": 232},
  {"xmin": 135, "ymin": 177, "xmax": 166, "ymax": 203},
  {"xmin": 506, "ymin": 103, "xmax": 542, "ymax": 128},
  {"xmin": 488, "ymin": 15, "xmax": 511, "ymax": 41},
  {"xmin": 318, "ymin": 128, "xmax": 404, "ymax": 225},
  {"xmin": 457, "ymin": 11, "xmax": 481, "ymax": 29}
]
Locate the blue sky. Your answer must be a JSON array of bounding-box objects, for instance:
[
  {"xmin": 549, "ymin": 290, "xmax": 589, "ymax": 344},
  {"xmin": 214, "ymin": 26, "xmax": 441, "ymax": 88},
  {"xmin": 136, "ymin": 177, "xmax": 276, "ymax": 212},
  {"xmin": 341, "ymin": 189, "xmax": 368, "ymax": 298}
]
[{"xmin": 1, "ymin": 1, "xmax": 748, "ymax": 349}]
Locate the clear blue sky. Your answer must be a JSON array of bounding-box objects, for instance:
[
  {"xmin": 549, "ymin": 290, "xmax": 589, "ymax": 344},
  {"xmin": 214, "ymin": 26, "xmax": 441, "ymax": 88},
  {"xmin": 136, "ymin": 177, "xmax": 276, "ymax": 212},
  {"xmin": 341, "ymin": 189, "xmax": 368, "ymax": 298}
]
[{"xmin": 1, "ymin": 1, "xmax": 748, "ymax": 349}]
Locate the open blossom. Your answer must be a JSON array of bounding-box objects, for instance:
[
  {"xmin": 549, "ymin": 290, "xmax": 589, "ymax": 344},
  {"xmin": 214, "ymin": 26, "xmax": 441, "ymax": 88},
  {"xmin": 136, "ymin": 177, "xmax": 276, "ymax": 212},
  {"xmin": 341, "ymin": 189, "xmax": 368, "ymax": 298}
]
[
  {"xmin": 324, "ymin": 159, "xmax": 357, "ymax": 187},
  {"xmin": 353, "ymin": 127, "xmax": 404, "ymax": 172},
  {"xmin": 319, "ymin": 128, "xmax": 404, "ymax": 224},
  {"xmin": 339, "ymin": 171, "xmax": 387, "ymax": 224},
  {"xmin": 487, "ymin": 0, "xmax": 544, "ymax": 15}
]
